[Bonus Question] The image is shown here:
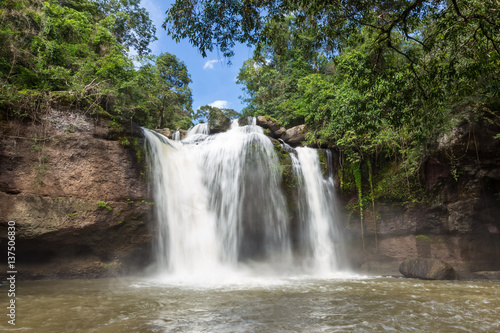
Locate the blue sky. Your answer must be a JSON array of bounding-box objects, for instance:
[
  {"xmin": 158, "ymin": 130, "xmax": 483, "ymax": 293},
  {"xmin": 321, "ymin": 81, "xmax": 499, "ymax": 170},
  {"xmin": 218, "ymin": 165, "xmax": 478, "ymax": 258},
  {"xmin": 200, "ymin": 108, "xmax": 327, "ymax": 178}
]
[{"xmin": 141, "ymin": 0, "xmax": 253, "ymax": 114}]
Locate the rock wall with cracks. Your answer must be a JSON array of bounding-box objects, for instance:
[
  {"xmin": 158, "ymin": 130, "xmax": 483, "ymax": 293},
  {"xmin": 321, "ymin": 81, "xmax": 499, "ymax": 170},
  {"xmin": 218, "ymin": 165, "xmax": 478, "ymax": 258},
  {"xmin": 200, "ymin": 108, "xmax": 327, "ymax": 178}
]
[
  {"xmin": 342, "ymin": 117, "xmax": 500, "ymax": 278},
  {"xmin": 0, "ymin": 110, "xmax": 154, "ymax": 280}
]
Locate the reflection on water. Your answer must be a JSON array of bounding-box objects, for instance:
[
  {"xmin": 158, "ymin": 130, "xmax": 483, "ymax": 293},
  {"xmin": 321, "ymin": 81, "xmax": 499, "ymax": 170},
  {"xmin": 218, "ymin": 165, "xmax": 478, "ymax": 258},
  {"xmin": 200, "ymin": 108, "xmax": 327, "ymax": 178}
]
[{"xmin": 1, "ymin": 275, "xmax": 499, "ymax": 332}]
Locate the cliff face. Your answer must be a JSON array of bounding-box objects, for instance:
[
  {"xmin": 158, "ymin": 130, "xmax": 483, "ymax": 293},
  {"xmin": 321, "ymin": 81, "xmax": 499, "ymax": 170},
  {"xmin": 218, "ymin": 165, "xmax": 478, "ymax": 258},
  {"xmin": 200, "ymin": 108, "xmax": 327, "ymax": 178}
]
[
  {"xmin": 343, "ymin": 117, "xmax": 500, "ymax": 278},
  {"xmin": 1, "ymin": 112, "xmax": 498, "ymax": 280},
  {"xmin": 0, "ymin": 111, "xmax": 153, "ymax": 279}
]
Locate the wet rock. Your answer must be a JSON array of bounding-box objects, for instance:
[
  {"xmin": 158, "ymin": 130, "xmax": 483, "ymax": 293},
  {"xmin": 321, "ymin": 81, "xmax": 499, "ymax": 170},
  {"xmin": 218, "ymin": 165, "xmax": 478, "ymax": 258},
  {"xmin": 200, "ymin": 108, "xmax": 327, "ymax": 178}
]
[
  {"xmin": 281, "ymin": 125, "xmax": 306, "ymax": 146},
  {"xmin": 256, "ymin": 116, "xmax": 286, "ymax": 138},
  {"xmin": 238, "ymin": 117, "xmax": 254, "ymax": 126},
  {"xmin": 155, "ymin": 128, "xmax": 172, "ymax": 138},
  {"xmin": 155, "ymin": 128, "xmax": 188, "ymax": 140},
  {"xmin": 208, "ymin": 116, "xmax": 231, "ymax": 134},
  {"xmin": 470, "ymin": 271, "xmax": 500, "ymax": 280},
  {"xmin": 178, "ymin": 129, "xmax": 187, "ymax": 139},
  {"xmin": 399, "ymin": 258, "xmax": 457, "ymax": 280}
]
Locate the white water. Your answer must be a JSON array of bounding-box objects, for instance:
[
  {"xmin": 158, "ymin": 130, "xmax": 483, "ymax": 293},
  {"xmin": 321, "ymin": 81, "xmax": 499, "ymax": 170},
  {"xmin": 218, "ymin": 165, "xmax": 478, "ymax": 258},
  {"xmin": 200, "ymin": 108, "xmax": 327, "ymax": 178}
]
[
  {"xmin": 292, "ymin": 147, "xmax": 343, "ymax": 273},
  {"xmin": 142, "ymin": 130, "xmax": 221, "ymax": 277},
  {"xmin": 143, "ymin": 119, "xmax": 343, "ymax": 280}
]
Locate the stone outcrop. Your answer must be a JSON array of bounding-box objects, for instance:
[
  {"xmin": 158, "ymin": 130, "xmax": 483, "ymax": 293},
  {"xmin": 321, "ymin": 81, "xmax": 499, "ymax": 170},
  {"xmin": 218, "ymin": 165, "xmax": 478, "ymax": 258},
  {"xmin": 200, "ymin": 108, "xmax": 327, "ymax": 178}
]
[
  {"xmin": 256, "ymin": 116, "xmax": 287, "ymax": 139},
  {"xmin": 399, "ymin": 258, "xmax": 457, "ymax": 280},
  {"xmin": 344, "ymin": 115, "xmax": 500, "ymax": 278},
  {"xmin": 155, "ymin": 128, "xmax": 172, "ymax": 138},
  {"xmin": 254, "ymin": 116, "xmax": 306, "ymax": 146},
  {"xmin": 208, "ymin": 116, "xmax": 231, "ymax": 134},
  {"xmin": 155, "ymin": 128, "xmax": 187, "ymax": 140},
  {"xmin": 0, "ymin": 110, "xmax": 153, "ymax": 279},
  {"xmin": 281, "ymin": 125, "xmax": 306, "ymax": 146}
]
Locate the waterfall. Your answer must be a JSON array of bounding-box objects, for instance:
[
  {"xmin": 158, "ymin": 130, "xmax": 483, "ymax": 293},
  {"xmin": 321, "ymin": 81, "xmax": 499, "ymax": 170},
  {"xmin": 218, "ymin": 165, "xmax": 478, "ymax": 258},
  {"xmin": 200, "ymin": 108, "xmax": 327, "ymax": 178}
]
[
  {"xmin": 291, "ymin": 147, "xmax": 343, "ymax": 273},
  {"xmin": 143, "ymin": 119, "xmax": 291, "ymax": 277},
  {"xmin": 143, "ymin": 118, "xmax": 344, "ymax": 278},
  {"xmin": 142, "ymin": 130, "xmax": 221, "ymax": 275}
]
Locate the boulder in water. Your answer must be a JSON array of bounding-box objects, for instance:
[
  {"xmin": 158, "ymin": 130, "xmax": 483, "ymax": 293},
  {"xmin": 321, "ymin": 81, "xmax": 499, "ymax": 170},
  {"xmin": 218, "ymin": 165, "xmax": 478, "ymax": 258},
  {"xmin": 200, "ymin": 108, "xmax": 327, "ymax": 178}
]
[
  {"xmin": 399, "ymin": 258, "xmax": 457, "ymax": 280},
  {"xmin": 209, "ymin": 116, "xmax": 231, "ymax": 133},
  {"xmin": 155, "ymin": 128, "xmax": 172, "ymax": 138},
  {"xmin": 256, "ymin": 116, "xmax": 286, "ymax": 138},
  {"xmin": 281, "ymin": 125, "xmax": 306, "ymax": 146}
]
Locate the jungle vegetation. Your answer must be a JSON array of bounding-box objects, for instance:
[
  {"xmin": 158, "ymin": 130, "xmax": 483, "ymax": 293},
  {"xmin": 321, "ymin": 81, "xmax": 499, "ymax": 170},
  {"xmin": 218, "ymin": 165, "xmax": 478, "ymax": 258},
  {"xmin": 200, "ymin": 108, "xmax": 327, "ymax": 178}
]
[
  {"xmin": 165, "ymin": 0, "xmax": 500, "ymax": 203},
  {"xmin": 0, "ymin": 0, "xmax": 193, "ymax": 129},
  {"xmin": 2, "ymin": 0, "xmax": 499, "ymax": 208}
]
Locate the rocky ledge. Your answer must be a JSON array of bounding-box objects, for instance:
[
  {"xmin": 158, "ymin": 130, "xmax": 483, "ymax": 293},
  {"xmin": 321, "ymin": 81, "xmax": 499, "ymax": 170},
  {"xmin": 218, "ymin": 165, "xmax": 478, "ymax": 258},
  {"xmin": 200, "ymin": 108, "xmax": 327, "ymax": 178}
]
[
  {"xmin": 344, "ymin": 115, "xmax": 500, "ymax": 279},
  {"xmin": 0, "ymin": 110, "xmax": 153, "ymax": 279},
  {"xmin": 155, "ymin": 115, "xmax": 307, "ymax": 147}
]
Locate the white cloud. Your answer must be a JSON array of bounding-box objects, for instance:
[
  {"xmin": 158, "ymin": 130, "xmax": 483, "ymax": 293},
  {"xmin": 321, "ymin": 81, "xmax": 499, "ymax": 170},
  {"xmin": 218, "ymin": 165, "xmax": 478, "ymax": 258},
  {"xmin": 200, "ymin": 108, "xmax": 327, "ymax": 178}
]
[
  {"xmin": 209, "ymin": 100, "xmax": 230, "ymax": 109},
  {"xmin": 203, "ymin": 59, "xmax": 220, "ymax": 70}
]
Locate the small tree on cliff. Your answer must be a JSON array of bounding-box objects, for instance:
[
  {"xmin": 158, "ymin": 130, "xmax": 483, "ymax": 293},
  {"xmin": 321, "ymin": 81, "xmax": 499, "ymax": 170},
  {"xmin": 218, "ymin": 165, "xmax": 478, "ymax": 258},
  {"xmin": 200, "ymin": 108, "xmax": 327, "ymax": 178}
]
[{"xmin": 138, "ymin": 53, "xmax": 193, "ymax": 129}]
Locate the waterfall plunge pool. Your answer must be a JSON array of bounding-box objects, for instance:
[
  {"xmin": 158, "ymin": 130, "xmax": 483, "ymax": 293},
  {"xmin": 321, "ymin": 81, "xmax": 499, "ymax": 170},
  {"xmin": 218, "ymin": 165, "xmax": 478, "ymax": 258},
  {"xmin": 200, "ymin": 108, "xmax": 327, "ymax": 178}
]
[{"xmin": 2, "ymin": 275, "xmax": 499, "ymax": 332}]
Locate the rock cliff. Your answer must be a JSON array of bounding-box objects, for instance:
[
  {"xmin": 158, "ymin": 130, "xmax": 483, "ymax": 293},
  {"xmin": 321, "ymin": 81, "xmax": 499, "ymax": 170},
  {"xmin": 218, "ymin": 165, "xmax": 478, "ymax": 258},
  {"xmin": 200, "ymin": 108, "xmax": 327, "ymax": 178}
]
[
  {"xmin": 342, "ymin": 117, "xmax": 500, "ymax": 278},
  {"xmin": 0, "ymin": 110, "xmax": 153, "ymax": 279},
  {"xmin": 1, "ymin": 112, "xmax": 498, "ymax": 280}
]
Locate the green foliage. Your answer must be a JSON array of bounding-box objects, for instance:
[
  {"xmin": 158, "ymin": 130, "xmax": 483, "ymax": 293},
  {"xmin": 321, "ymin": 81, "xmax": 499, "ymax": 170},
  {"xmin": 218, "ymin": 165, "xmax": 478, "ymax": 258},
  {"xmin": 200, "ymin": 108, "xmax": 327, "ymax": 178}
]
[
  {"xmin": 94, "ymin": 0, "xmax": 157, "ymax": 55},
  {"xmin": 236, "ymin": 16, "xmax": 322, "ymax": 127},
  {"xmin": 97, "ymin": 200, "xmax": 113, "ymax": 211},
  {"xmin": 192, "ymin": 104, "xmax": 241, "ymax": 124},
  {"xmin": 0, "ymin": 0, "xmax": 194, "ymax": 130},
  {"xmin": 229, "ymin": 1, "xmax": 499, "ymax": 207}
]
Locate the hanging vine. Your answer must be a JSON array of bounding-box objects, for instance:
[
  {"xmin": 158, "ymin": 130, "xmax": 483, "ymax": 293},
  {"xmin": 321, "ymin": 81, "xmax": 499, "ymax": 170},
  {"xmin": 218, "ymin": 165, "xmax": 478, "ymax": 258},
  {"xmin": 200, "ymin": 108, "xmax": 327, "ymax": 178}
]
[
  {"xmin": 367, "ymin": 160, "xmax": 377, "ymax": 249},
  {"xmin": 352, "ymin": 162, "xmax": 365, "ymax": 253}
]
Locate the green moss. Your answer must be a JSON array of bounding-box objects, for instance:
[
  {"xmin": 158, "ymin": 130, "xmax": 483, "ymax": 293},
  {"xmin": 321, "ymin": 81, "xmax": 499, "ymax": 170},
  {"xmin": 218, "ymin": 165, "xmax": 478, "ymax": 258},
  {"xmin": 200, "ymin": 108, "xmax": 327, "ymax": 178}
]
[
  {"xmin": 415, "ymin": 234, "xmax": 432, "ymax": 242},
  {"xmin": 97, "ymin": 201, "xmax": 113, "ymax": 211},
  {"xmin": 119, "ymin": 137, "xmax": 130, "ymax": 147},
  {"xmin": 318, "ymin": 150, "xmax": 328, "ymax": 176}
]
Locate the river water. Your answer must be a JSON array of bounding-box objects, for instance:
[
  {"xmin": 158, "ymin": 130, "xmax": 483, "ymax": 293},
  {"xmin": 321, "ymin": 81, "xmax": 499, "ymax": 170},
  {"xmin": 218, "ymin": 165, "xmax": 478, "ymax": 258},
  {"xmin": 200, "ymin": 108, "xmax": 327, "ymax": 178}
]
[{"xmin": 2, "ymin": 274, "xmax": 499, "ymax": 332}]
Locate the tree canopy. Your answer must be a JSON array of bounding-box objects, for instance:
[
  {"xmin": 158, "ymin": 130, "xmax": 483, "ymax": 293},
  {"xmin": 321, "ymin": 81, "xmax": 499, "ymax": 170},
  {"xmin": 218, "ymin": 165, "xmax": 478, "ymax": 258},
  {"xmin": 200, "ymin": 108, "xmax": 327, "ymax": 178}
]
[
  {"xmin": 192, "ymin": 104, "xmax": 241, "ymax": 124},
  {"xmin": 165, "ymin": 0, "xmax": 500, "ymax": 203},
  {"xmin": 0, "ymin": 0, "xmax": 194, "ymax": 129}
]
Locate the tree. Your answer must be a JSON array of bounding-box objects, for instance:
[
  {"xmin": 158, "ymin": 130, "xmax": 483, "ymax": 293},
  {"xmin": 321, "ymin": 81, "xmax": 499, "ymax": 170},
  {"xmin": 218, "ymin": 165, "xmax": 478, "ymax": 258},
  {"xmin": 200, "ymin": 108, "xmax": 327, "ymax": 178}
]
[
  {"xmin": 163, "ymin": 0, "xmax": 499, "ymax": 61},
  {"xmin": 192, "ymin": 104, "xmax": 240, "ymax": 124},
  {"xmin": 0, "ymin": 0, "xmax": 159, "ymax": 123},
  {"xmin": 135, "ymin": 53, "xmax": 193, "ymax": 129},
  {"xmin": 236, "ymin": 15, "xmax": 324, "ymax": 126},
  {"xmin": 94, "ymin": 0, "xmax": 157, "ymax": 55}
]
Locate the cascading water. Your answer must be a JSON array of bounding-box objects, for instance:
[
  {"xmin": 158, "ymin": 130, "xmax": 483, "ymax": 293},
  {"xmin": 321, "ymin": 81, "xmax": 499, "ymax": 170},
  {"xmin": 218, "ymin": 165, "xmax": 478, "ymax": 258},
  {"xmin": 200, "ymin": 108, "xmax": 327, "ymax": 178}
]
[
  {"xmin": 143, "ymin": 118, "xmax": 344, "ymax": 278},
  {"xmin": 143, "ymin": 118, "xmax": 292, "ymax": 278},
  {"xmin": 142, "ymin": 130, "xmax": 221, "ymax": 276},
  {"xmin": 291, "ymin": 147, "xmax": 344, "ymax": 273}
]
